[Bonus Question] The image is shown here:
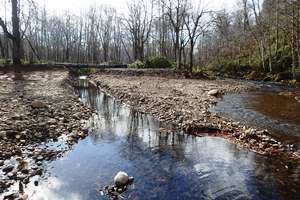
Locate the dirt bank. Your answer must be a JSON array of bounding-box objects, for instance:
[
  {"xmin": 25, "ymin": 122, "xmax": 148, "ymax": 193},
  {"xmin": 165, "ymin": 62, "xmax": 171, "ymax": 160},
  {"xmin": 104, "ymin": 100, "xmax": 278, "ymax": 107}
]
[
  {"xmin": 90, "ymin": 70, "xmax": 299, "ymax": 161},
  {"xmin": 0, "ymin": 68, "xmax": 92, "ymax": 198}
]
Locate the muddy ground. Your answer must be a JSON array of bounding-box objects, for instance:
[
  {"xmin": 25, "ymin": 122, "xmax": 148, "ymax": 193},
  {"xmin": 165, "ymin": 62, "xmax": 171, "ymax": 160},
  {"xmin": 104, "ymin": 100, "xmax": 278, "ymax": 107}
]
[
  {"xmin": 0, "ymin": 68, "xmax": 92, "ymax": 198},
  {"xmin": 90, "ymin": 69, "xmax": 299, "ymax": 161}
]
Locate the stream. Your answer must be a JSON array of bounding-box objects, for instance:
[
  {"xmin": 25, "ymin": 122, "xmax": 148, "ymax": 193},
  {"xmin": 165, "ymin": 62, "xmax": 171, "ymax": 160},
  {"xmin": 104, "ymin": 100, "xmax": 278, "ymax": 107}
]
[
  {"xmin": 13, "ymin": 79, "xmax": 300, "ymax": 200},
  {"xmin": 212, "ymin": 83, "xmax": 300, "ymax": 147}
]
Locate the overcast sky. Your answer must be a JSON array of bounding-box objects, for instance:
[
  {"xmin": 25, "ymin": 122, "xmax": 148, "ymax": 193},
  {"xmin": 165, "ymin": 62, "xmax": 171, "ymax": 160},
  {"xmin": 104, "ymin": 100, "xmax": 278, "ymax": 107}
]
[
  {"xmin": 40, "ymin": 0, "xmax": 238, "ymax": 13},
  {"xmin": 0, "ymin": 0, "xmax": 239, "ymax": 20}
]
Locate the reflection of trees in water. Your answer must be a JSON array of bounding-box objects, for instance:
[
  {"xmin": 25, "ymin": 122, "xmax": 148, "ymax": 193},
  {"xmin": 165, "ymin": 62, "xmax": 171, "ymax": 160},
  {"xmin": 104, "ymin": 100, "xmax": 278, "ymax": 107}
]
[
  {"xmin": 80, "ymin": 88, "xmax": 189, "ymax": 165},
  {"xmin": 83, "ymin": 90, "xmax": 134, "ymax": 143},
  {"xmin": 123, "ymin": 115, "xmax": 188, "ymax": 165},
  {"xmin": 127, "ymin": 110, "xmax": 141, "ymax": 136}
]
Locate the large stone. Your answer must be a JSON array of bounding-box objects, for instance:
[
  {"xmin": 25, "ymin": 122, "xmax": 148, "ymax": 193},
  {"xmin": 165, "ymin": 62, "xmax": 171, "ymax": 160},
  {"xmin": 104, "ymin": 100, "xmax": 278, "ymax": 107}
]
[{"xmin": 114, "ymin": 171, "xmax": 129, "ymax": 187}]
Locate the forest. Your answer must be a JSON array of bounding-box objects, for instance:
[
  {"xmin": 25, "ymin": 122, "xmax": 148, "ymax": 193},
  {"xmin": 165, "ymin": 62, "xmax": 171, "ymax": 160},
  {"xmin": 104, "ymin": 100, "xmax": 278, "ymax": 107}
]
[{"xmin": 0, "ymin": 0, "xmax": 300, "ymax": 81}]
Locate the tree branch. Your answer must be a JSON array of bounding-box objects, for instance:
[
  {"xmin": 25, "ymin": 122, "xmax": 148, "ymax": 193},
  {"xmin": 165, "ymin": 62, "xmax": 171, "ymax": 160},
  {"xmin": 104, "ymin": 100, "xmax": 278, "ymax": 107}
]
[{"xmin": 0, "ymin": 17, "xmax": 14, "ymax": 40}]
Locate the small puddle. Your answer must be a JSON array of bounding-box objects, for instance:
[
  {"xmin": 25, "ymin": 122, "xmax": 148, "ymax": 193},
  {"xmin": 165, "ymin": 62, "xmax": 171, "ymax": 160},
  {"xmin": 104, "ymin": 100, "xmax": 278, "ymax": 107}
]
[
  {"xmin": 212, "ymin": 85, "xmax": 300, "ymax": 147},
  {"xmin": 8, "ymin": 80, "xmax": 300, "ymax": 200}
]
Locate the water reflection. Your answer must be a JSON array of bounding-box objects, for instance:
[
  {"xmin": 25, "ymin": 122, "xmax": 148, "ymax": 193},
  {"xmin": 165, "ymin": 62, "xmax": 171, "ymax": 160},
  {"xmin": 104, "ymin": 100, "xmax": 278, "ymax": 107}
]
[
  {"xmin": 26, "ymin": 177, "xmax": 84, "ymax": 200},
  {"xmin": 22, "ymin": 87, "xmax": 299, "ymax": 200}
]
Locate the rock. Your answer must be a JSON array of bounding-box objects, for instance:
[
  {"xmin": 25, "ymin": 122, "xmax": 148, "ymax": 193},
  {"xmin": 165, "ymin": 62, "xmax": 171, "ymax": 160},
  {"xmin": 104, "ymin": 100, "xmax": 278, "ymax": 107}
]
[
  {"xmin": 20, "ymin": 194, "xmax": 29, "ymax": 200},
  {"xmin": 37, "ymin": 161, "xmax": 43, "ymax": 166},
  {"xmin": 11, "ymin": 114, "xmax": 22, "ymax": 120},
  {"xmin": 15, "ymin": 135, "xmax": 21, "ymax": 140},
  {"xmin": 31, "ymin": 100, "xmax": 46, "ymax": 109},
  {"xmin": 279, "ymin": 91, "xmax": 293, "ymax": 97},
  {"xmin": 159, "ymin": 128, "xmax": 170, "ymax": 134},
  {"xmin": 3, "ymin": 165, "xmax": 14, "ymax": 173},
  {"xmin": 21, "ymin": 169, "xmax": 29, "ymax": 174},
  {"xmin": 3, "ymin": 193, "xmax": 19, "ymax": 200},
  {"xmin": 208, "ymin": 89, "xmax": 219, "ymax": 96},
  {"xmin": 7, "ymin": 172, "xmax": 16, "ymax": 179},
  {"xmin": 114, "ymin": 171, "xmax": 130, "ymax": 187},
  {"xmin": 34, "ymin": 180, "xmax": 39, "ymax": 186},
  {"xmin": 47, "ymin": 118, "xmax": 57, "ymax": 125},
  {"xmin": 0, "ymin": 131, "xmax": 6, "ymax": 138},
  {"xmin": 36, "ymin": 156, "xmax": 44, "ymax": 161}
]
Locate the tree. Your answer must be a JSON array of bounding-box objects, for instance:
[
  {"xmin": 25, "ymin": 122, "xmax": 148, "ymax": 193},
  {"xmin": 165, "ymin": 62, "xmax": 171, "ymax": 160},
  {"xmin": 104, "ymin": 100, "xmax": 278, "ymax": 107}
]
[
  {"xmin": 185, "ymin": 3, "xmax": 208, "ymax": 72},
  {"xmin": 125, "ymin": 0, "xmax": 154, "ymax": 61},
  {"xmin": 0, "ymin": 0, "xmax": 22, "ymax": 64},
  {"xmin": 164, "ymin": 0, "xmax": 188, "ymax": 69}
]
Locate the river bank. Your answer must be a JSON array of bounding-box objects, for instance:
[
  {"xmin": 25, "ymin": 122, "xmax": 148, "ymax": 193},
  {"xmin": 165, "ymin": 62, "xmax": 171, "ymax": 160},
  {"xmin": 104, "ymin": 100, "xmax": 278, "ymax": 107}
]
[
  {"xmin": 0, "ymin": 68, "xmax": 92, "ymax": 197},
  {"xmin": 90, "ymin": 69, "xmax": 300, "ymax": 161}
]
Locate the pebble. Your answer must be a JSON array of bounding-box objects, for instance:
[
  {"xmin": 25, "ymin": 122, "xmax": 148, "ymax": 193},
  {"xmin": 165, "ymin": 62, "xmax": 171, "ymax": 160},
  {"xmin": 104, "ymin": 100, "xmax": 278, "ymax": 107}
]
[
  {"xmin": 208, "ymin": 89, "xmax": 219, "ymax": 96},
  {"xmin": 7, "ymin": 172, "xmax": 16, "ymax": 179},
  {"xmin": 3, "ymin": 165, "xmax": 14, "ymax": 173},
  {"xmin": 31, "ymin": 100, "xmax": 46, "ymax": 109}
]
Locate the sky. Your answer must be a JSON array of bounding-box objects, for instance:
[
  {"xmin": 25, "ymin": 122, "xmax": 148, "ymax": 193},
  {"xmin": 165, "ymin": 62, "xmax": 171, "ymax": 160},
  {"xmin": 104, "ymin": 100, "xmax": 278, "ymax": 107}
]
[
  {"xmin": 38, "ymin": 0, "xmax": 238, "ymax": 14},
  {"xmin": 0, "ymin": 0, "xmax": 238, "ymax": 21}
]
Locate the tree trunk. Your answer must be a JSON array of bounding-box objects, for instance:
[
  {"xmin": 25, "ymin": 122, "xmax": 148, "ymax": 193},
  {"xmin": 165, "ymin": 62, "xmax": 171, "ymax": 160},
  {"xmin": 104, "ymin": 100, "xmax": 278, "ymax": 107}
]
[
  {"xmin": 175, "ymin": 29, "xmax": 180, "ymax": 69},
  {"xmin": 0, "ymin": 38, "xmax": 5, "ymax": 58},
  {"xmin": 11, "ymin": 0, "xmax": 22, "ymax": 64},
  {"xmin": 275, "ymin": 0, "xmax": 279, "ymax": 54},
  {"xmin": 268, "ymin": 34, "xmax": 272, "ymax": 73},
  {"xmin": 189, "ymin": 42, "xmax": 194, "ymax": 73},
  {"xmin": 291, "ymin": 3, "xmax": 296, "ymax": 79},
  {"xmin": 260, "ymin": 40, "xmax": 265, "ymax": 71}
]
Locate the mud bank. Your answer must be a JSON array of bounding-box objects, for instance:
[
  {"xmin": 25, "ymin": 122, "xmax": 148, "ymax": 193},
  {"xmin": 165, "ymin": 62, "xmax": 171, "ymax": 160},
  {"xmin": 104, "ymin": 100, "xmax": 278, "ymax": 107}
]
[
  {"xmin": 90, "ymin": 70, "xmax": 299, "ymax": 160},
  {"xmin": 0, "ymin": 68, "xmax": 92, "ymax": 198}
]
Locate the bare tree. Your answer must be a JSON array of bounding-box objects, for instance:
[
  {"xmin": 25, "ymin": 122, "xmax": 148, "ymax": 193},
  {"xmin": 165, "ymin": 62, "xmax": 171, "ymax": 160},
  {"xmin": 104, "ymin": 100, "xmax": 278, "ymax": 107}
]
[
  {"xmin": 0, "ymin": 0, "xmax": 22, "ymax": 64},
  {"xmin": 184, "ymin": 2, "xmax": 208, "ymax": 72},
  {"xmin": 164, "ymin": 0, "xmax": 188, "ymax": 69},
  {"xmin": 125, "ymin": 0, "xmax": 154, "ymax": 61}
]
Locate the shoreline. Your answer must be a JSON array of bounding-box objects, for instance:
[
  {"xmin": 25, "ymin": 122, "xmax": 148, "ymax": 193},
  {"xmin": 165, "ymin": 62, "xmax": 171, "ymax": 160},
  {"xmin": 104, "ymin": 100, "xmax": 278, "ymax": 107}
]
[
  {"xmin": 0, "ymin": 68, "xmax": 93, "ymax": 197},
  {"xmin": 90, "ymin": 69, "xmax": 299, "ymax": 161}
]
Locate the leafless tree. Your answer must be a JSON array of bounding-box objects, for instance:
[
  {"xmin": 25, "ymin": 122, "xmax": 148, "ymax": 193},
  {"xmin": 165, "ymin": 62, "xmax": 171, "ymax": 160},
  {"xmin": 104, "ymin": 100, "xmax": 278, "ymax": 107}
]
[{"xmin": 0, "ymin": 0, "xmax": 22, "ymax": 64}]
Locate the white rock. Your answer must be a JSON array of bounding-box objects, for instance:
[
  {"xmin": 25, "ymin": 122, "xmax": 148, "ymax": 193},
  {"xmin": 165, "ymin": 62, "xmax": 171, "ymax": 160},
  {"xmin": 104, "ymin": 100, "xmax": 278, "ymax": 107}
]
[
  {"xmin": 114, "ymin": 171, "xmax": 129, "ymax": 187},
  {"xmin": 208, "ymin": 89, "xmax": 219, "ymax": 96}
]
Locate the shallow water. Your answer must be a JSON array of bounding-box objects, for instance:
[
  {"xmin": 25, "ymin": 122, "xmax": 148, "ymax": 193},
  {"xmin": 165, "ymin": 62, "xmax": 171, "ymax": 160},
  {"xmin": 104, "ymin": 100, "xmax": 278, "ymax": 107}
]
[
  {"xmin": 212, "ymin": 87, "xmax": 300, "ymax": 147},
  {"xmin": 15, "ymin": 84, "xmax": 300, "ymax": 200}
]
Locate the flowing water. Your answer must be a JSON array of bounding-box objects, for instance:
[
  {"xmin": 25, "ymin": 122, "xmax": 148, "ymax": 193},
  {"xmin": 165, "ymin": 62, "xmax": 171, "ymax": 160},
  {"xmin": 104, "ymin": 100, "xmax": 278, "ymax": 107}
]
[{"xmin": 15, "ymin": 80, "xmax": 300, "ymax": 200}]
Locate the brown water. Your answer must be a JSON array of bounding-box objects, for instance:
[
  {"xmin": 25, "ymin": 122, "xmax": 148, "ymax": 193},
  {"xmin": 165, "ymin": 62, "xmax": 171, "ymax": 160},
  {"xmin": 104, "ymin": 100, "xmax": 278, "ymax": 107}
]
[
  {"xmin": 212, "ymin": 86, "xmax": 300, "ymax": 147},
  {"xmin": 248, "ymin": 92, "xmax": 300, "ymax": 125}
]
